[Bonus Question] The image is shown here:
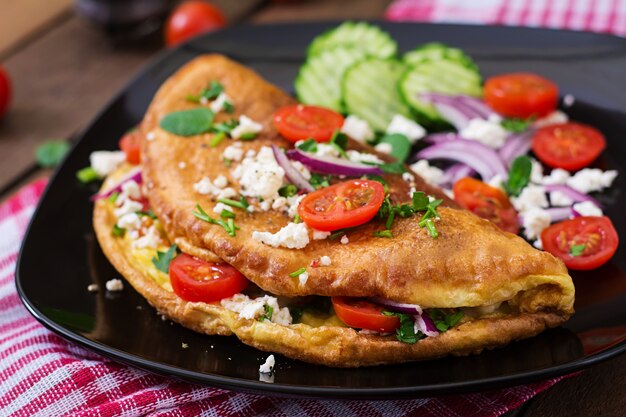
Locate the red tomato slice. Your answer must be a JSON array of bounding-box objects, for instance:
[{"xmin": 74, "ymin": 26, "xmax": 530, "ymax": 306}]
[
  {"xmin": 0, "ymin": 65, "xmax": 11, "ymax": 118},
  {"xmin": 273, "ymin": 105, "xmax": 344, "ymax": 143},
  {"xmin": 332, "ymin": 297, "xmax": 400, "ymax": 333},
  {"xmin": 531, "ymin": 122, "xmax": 606, "ymax": 171},
  {"xmin": 541, "ymin": 216, "xmax": 619, "ymax": 271},
  {"xmin": 453, "ymin": 177, "xmax": 520, "ymax": 234},
  {"xmin": 165, "ymin": 1, "xmax": 227, "ymax": 47},
  {"xmin": 169, "ymin": 253, "xmax": 249, "ymax": 303},
  {"xmin": 484, "ymin": 73, "xmax": 558, "ymax": 119},
  {"xmin": 119, "ymin": 130, "xmax": 141, "ymax": 165},
  {"xmin": 297, "ymin": 179, "xmax": 385, "ymax": 231}
]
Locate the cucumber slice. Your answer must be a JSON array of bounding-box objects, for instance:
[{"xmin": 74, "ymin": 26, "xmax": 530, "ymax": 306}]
[
  {"xmin": 295, "ymin": 46, "xmax": 368, "ymax": 112},
  {"xmin": 404, "ymin": 42, "xmax": 477, "ymax": 70},
  {"xmin": 342, "ymin": 58, "xmax": 411, "ymax": 131},
  {"xmin": 399, "ymin": 59, "xmax": 483, "ymax": 122},
  {"xmin": 308, "ymin": 21, "xmax": 397, "ymax": 59}
]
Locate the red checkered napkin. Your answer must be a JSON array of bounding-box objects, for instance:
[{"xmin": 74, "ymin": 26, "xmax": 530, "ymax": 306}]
[
  {"xmin": 386, "ymin": 0, "xmax": 626, "ymax": 36},
  {"xmin": 0, "ymin": 179, "xmax": 568, "ymax": 416}
]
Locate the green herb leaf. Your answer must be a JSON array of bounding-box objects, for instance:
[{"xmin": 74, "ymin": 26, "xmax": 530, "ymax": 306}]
[
  {"xmin": 112, "ymin": 224, "xmax": 126, "ymax": 237},
  {"xmin": 293, "ymin": 214, "xmax": 301, "ymax": 223},
  {"xmin": 217, "ymin": 198, "xmax": 247, "ymax": 210},
  {"xmin": 383, "ymin": 312, "xmax": 422, "ymax": 344},
  {"xmin": 377, "ymin": 133, "xmax": 411, "ymax": 163},
  {"xmin": 297, "ymin": 139, "xmax": 318, "ymax": 153},
  {"xmin": 330, "ymin": 131, "xmax": 349, "ymax": 158},
  {"xmin": 152, "ymin": 244, "xmax": 178, "ymax": 273},
  {"xmin": 223, "ymin": 101, "xmax": 234, "ymax": 114},
  {"xmin": 107, "ymin": 192, "xmax": 119, "ymax": 203},
  {"xmin": 501, "ymin": 118, "xmax": 532, "ymax": 133},
  {"xmin": 504, "ymin": 155, "xmax": 532, "ymax": 196},
  {"xmin": 220, "ymin": 209, "xmax": 235, "ymax": 219},
  {"xmin": 289, "ymin": 267, "xmax": 307, "ymax": 278},
  {"xmin": 239, "ymin": 196, "xmax": 249, "ymax": 209},
  {"xmin": 36, "ymin": 140, "xmax": 70, "ymax": 168},
  {"xmin": 209, "ymin": 132, "xmax": 226, "ymax": 147},
  {"xmin": 570, "ymin": 244, "xmax": 586, "ymax": 257},
  {"xmin": 187, "ymin": 81, "xmax": 223, "ymax": 103},
  {"xmin": 137, "ymin": 210, "xmax": 157, "ymax": 220},
  {"xmin": 212, "ymin": 119, "xmax": 238, "ymax": 134},
  {"xmin": 429, "ymin": 309, "xmax": 464, "ymax": 332},
  {"xmin": 239, "ymin": 132, "xmax": 257, "ymax": 141},
  {"xmin": 76, "ymin": 167, "xmax": 100, "ymax": 183},
  {"xmin": 258, "ymin": 304, "xmax": 274, "ymax": 322},
  {"xmin": 193, "ymin": 204, "xmax": 237, "ymax": 236},
  {"xmin": 377, "ymin": 162, "xmax": 406, "ymax": 174},
  {"xmin": 424, "ymin": 218, "xmax": 438, "ymax": 238},
  {"xmin": 279, "ymin": 184, "xmax": 298, "ymax": 198},
  {"xmin": 309, "ymin": 173, "xmax": 331, "ymax": 189},
  {"xmin": 411, "ymin": 192, "xmax": 429, "ymax": 211},
  {"xmin": 373, "ymin": 230, "xmax": 393, "ymax": 238},
  {"xmin": 160, "ymin": 108, "xmax": 215, "ymax": 137}
]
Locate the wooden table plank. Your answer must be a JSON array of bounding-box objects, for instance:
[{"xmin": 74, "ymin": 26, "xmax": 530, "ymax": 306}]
[{"xmin": 252, "ymin": 0, "xmax": 392, "ymax": 22}]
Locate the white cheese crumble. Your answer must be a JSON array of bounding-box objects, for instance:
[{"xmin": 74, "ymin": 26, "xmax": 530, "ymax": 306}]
[
  {"xmin": 298, "ymin": 272, "xmax": 309, "ymax": 286},
  {"xmin": 290, "ymin": 160, "xmax": 312, "ymax": 180},
  {"xmin": 573, "ymin": 201, "xmax": 603, "ymax": 217},
  {"xmin": 341, "ymin": 115, "xmax": 374, "ymax": 143},
  {"xmin": 409, "ymin": 159, "xmax": 444, "ymax": 186},
  {"xmin": 132, "ymin": 225, "xmax": 161, "ymax": 249},
  {"xmin": 221, "ymin": 294, "xmax": 292, "ymax": 325},
  {"xmin": 549, "ymin": 191, "xmax": 573, "ymax": 207},
  {"xmin": 212, "ymin": 202, "xmax": 230, "ymax": 215},
  {"xmin": 222, "ymin": 143, "xmax": 244, "ymax": 162},
  {"xmin": 192, "ymin": 176, "xmax": 236, "ymax": 199},
  {"xmin": 533, "ymin": 238, "xmax": 543, "ymax": 250},
  {"xmin": 566, "ymin": 168, "xmax": 618, "ymax": 193},
  {"xmin": 386, "ymin": 114, "xmax": 426, "ymax": 144},
  {"xmin": 146, "ymin": 132, "xmax": 156, "ymax": 141},
  {"xmin": 87, "ymin": 284, "xmax": 99, "ymax": 293},
  {"xmin": 105, "ymin": 279, "xmax": 124, "ymax": 292},
  {"xmin": 319, "ymin": 256, "xmax": 331, "ymax": 266},
  {"xmin": 374, "ymin": 142, "xmax": 393, "ymax": 155},
  {"xmin": 312, "ymin": 230, "xmax": 331, "ymax": 240},
  {"xmin": 541, "ymin": 168, "xmax": 570, "ymax": 185},
  {"xmin": 114, "ymin": 198, "xmax": 143, "ymax": 218},
  {"xmin": 522, "ymin": 208, "xmax": 551, "ymax": 240},
  {"xmin": 533, "ymin": 110, "xmax": 569, "ymax": 128},
  {"xmin": 120, "ymin": 180, "xmax": 142, "ymax": 200},
  {"xmin": 213, "ymin": 175, "xmax": 228, "ymax": 189},
  {"xmin": 488, "ymin": 174, "xmax": 504, "ymax": 190},
  {"xmin": 511, "ymin": 185, "xmax": 548, "ymax": 213},
  {"xmin": 209, "ymin": 92, "xmax": 232, "ymax": 113},
  {"xmin": 459, "ymin": 117, "xmax": 508, "ymax": 149},
  {"xmin": 178, "ymin": 161, "xmax": 186, "ymax": 169},
  {"xmin": 402, "ymin": 172, "xmax": 415, "ymax": 183},
  {"xmin": 231, "ymin": 115, "xmax": 263, "ymax": 139},
  {"xmin": 346, "ymin": 150, "xmax": 384, "ymax": 165},
  {"xmin": 259, "ymin": 354, "xmax": 275, "ymax": 374},
  {"xmin": 340, "ymin": 235, "xmax": 349, "ymax": 245},
  {"xmin": 232, "ymin": 146, "xmax": 285, "ymax": 202},
  {"xmin": 89, "ymin": 151, "xmax": 126, "ymax": 177},
  {"xmin": 530, "ymin": 158, "xmax": 544, "ymax": 184},
  {"xmin": 117, "ymin": 212, "xmax": 142, "ymax": 230},
  {"xmin": 252, "ymin": 222, "xmax": 310, "ymax": 249}
]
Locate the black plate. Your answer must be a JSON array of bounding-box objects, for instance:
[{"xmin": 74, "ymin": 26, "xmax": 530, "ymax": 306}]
[{"xmin": 16, "ymin": 22, "xmax": 626, "ymax": 399}]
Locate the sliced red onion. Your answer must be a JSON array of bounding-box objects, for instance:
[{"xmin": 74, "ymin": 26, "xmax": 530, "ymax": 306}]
[
  {"xmin": 544, "ymin": 184, "xmax": 602, "ymax": 208},
  {"xmin": 423, "ymin": 132, "xmax": 460, "ymax": 144},
  {"xmin": 369, "ymin": 297, "xmax": 422, "ymax": 315},
  {"xmin": 499, "ymin": 130, "xmax": 534, "ymax": 166},
  {"xmin": 440, "ymin": 163, "xmax": 475, "ymax": 186},
  {"xmin": 286, "ymin": 149, "xmax": 382, "ymax": 176},
  {"xmin": 415, "ymin": 313, "xmax": 439, "ymax": 337},
  {"xmin": 271, "ymin": 145, "xmax": 314, "ymax": 193},
  {"xmin": 416, "ymin": 140, "xmax": 508, "ymax": 181},
  {"xmin": 457, "ymin": 96, "xmax": 495, "ymax": 120},
  {"xmin": 517, "ymin": 207, "xmax": 573, "ymax": 227},
  {"xmin": 430, "ymin": 101, "xmax": 474, "ymax": 131},
  {"xmin": 91, "ymin": 166, "xmax": 142, "ymax": 201}
]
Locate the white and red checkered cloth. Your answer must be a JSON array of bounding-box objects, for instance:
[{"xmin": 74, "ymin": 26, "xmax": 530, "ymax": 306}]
[{"xmin": 385, "ymin": 0, "xmax": 626, "ymax": 37}]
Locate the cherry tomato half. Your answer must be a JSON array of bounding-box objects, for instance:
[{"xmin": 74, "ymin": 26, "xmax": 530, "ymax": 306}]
[
  {"xmin": 0, "ymin": 65, "xmax": 11, "ymax": 118},
  {"xmin": 169, "ymin": 253, "xmax": 249, "ymax": 303},
  {"xmin": 273, "ymin": 104, "xmax": 344, "ymax": 143},
  {"xmin": 119, "ymin": 130, "xmax": 141, "ymax": 165},
  {"xmin": 297, "ymin": 179, "xmax": 385, "ymax": 231},
  {"xmin": 541, "ymin": 216, "xmax": 619, "ymax": 271},
  {"xmin": 484, "ymin": 73, "xmax": 558, "ymax": 119},
  {"xmin": 165, "ymin": 1, "xmax": 227, "ymax": 47},
  {"xmin": 453, "ymin": 177, "xmax": 520, "ymax": 234},
  {"xmin": 531, "ymin": 122, "xmax": 606, "ymax": 171},
  {"xmin": 332, "ymin": 297, "xmax": 400, "ymax": 333}
]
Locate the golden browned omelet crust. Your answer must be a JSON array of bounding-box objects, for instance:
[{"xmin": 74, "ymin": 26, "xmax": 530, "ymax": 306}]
[
  {"xmin": 140, "ymin": 54, "xmax": 574, "ymax": 315},
  {"xmin": 94, "ymin": 194, "xmax": 570, "ymax": 367}
]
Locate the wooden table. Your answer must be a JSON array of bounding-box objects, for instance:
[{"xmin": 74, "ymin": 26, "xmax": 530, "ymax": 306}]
[{"xmin": 0, "ymin": 1, "xmax": 623, "ymax": 415}]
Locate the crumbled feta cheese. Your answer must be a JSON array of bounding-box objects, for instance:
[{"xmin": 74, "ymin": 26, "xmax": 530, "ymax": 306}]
[
  {"xmin": 114, "ymin": 198, "xmax": 143, "ymax": 218},
  {"xmin": 320, "ymin": 256, "xmax": 331, "ymax": 266},
  {"xmin": 231, "ymin": 115, "xmax": 263, "ymax": 139},
  {"xmin": 341, "ymin": 115, "xmax": 375, "ymax": 143},
  {"xmin": 89, "ymin": 151, "xmax": 126, "ymax": 177},
  {"xmin": 178, "ymin": 161, "xmax": 186, "ymax": 169},
  {"xmin": 386, "ymin": 114, "xmax": 426, "ymax": 144},
  {"xmin": 286, "ymin": 195, "xmax": 304, "ymax": 218},
  {"xmin": 193, "ymin": 176, "xmax": 235, "ymax": 199},
  {"xmin": 222, "ymin": 144, "xmax": 244, "ymax": 162},
  {"xmin": 105, "ymin": 279, "xmax": 124, "ymax": 292},
  {"xmin": 346, "ymin": 150, "xmax": 384, "ymax": 164},
  {"xmin": 409, "ymin": 160, "xmax": 444, "ymax": 186},
  {"xmin": 234, "ymin": 146, "xmax": 285, "ymax": 202},
  {"xmin": 221, "ymin": 294, "xmax": 292, "ymax": 325},
  {"xmin": 199, "ymin": 96, "xmax": 208, "ymax": 105},
  {"xmin": 402, "ymin": 172, "xmax": 415, "ymax": 183},
  {"xmin": 217, "ymin": 187, "xmax": 237, "ymax": 200},
  {"xmin": 459, "ymin": 118, "xmax": 508, "ymax": 149},
  {"xmin": 511, "ymin": 185, "xmax": 548, "ymax": 213},
  {"xmin": 533, "ymin": 110, "xmax": 569, "ymax": 128},
  {"xmin": 120, "ymin": 180, "xmax": 142, "ymax": 200},
  {"xmin": 252, "ymin": 222, "xmax": 309, "ymax": 249},
  {"xmin": 443, "ymin": 189, "xmax": 454, "ymax": 199},
  {"xmin": 549, "ymin": 191, "xmax": 573, "ymax": 207},
  {"xmin": 522, "ymin": 208, "xmax": 551, "ymax": 240},
  {"xmin": 567, "ymin": 168, "xmax": 618, "ymax": 193},
  {"xmin": 271, "ymin": 197, "xmax": 288, "ymax": 211},
  {"xmin": 298, "ymin": 272, "xmax": 309, "ymax": 286},
  {"xmin": 530, "ymin": 158, "xmax": 544, "ymax": 184},
  {"xmin": 245, "ymin": 149, "xmax": 256, "ymax": 158},
  {"xmin": 181, "ymin": 342, "xmax": 189, "ymax": 349},
  {"xmin": 117, "ymin": 212, "xmax": 142, "ymax": 230},
  {"xmin": 488, "ymin": 174, "xmax": 504, "ymax": 190},
  {"xmin": 313, "ymin": 230, "xmax": 331, "ymax": 240},
  {"xmin": 213, "ymin": 174, "xmax": 228, "ymax": 189},
  {"xmin": 132, "ymin": 225, "xmax": 161, "ymax": 249},
  {"xmin": 563, "ymin": 95, "xmax": 575, "ymax": 107},
  {"xmin": 87, "ymin": 284, "xmax": 99, "ymax": 293},
  {"xmin": 146, "ymin": 132, "xmax": 156, "ymax": 141},
  {"xmin": 213, "ymin": 202, "xmax": 230, "ymax": 215},
  {"xmin": 374, "ymin": 142, "xmax": 393, "ymax": 154},
  {"xmin": 533, "ymin": 238, "xmax": 543, "ymax": 250},
  {"xmin": 314, "ymin": 143, "xmax": 341, "ymax": 158},
  {"xmin": 573, "ymin": 201, "xmax": 603, "ymax": 217},
  {"xmin": 259, "ymin": 354, "xmax": 275, "ymax": 374},
  {"xmin": 340, "ymin": 235, "xmax": 349, "ymax": 245},
  {"xmin": 290, "ymin": 160, "xmax": 311, "ymax": 180},
  {"xmin": 193, "ymin": 177, "xmax": 215, "ymax": 195},
  {"xmin": 541, "ymin": 168, "xmax": 570, "ymax": 185},
  {"xmin": 210, "ymin": 92, "xmax": 232, "ymax": 113}
]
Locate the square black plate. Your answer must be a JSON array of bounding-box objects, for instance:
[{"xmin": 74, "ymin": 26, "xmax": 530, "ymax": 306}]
[{"xmin": 16, "ymin": 22, "xmax": 626, "ymax": 399}]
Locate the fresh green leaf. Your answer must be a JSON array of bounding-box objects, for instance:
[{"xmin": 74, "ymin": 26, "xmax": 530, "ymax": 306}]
[
  {"xmin": 152, "ymin": 244, "xmax": 178, "ymax": 273},
  {"xmin": 107, "ymin": 192, "xmax": 119, "ymax": 203},
  {"xmin": 289, "ymin": 267, "xmax": 307, "ymax": 278},
  {"xmin": 223, "ymin": 101, "xmax": 234, "ymax": 114},
  {"xmin": 293, "ymin": 214, "xmax": 301, "ymax": 223},
  {"xmin": 378, "ymin": 162, "xmax": 406, "ymax": 174},
  {"xmin": 239, "ymin": 132, "xmax": 257, "ymax": 140},
  {"xmin": 428, "ymin": 309, "xmax": 464, "ymax": 332},
  {"xmin": 378, "ymin": 133, "xmax": 411, "ymax": 163},
  {"xmin": 424, "ymin": 218, "xmax": 438, "ymax": 238},
  {"xmin": 220, "ymin": 209, "xmax": 235, "ymax": 219},
  {"xmin": 309, "ymin": 173, "xmax": 331, "ymax": 189},
  {"xmin": 411, "ymin": 192, "xmax": 429, "ymax": 211},
  {"xmin": 160, "ymin": 108, "xmax": 215, "ymax": 137},
  {"xmin": 137, "ymin": 210, "xmax": 157, "ymax": 220},
  {"xmin": 385, "ymin": 209, "xmax": 395, "ymax": 230},
  {"xmin": 112, "ymin": 224, "xmax": 126, "ymax": 237},
  {"xmin": 212, "ymin": 119, "xmax": 238, "ymax": 134},
  {"xmin": 217, "ymin": 198, "xmax": 247, "ymax": 210},
  {"xmin": 187, "ymin": 81, "xmax": 223, "ymax": 103},
  {"xmin": 570, "ymin": 244, "xmax": 586, "ymax": 257},
  {"xmin": 373, "ymin": 230, "xmax": 393, "ymax": 238},
  {"xmin": 383, "ymin": 312, "xmax": 422, "ymax": 344},
  {"xmin": 76, "ymin": 167, "xmax": 100, "ymax": 183},
  {"xmin": 258, "ymin": 304, "xmax": 273, "ymax": 322},
  {"xmin": 193, "ymin": 204, "xmax": 237, "ymax": 236},
  {"xmin": 36, "ymin": 140, "xmax": 70, "ymax": 168},
  {"xmin": 223, "ymin": 158, "xmax": 232, "ymax": 167},
  {"xmin": 279, "ymin": 184, "xmax": 298, "ymax": 198},
  {"xmin": 328, "ymin": 229, "xmax": 349, "ymax": 240},
  {"xmin": 329, "ymin": 131, "xmax": 349, "ymax": 158},
  {"xmin": 209, "ymin": 132, "xmax": 226, "ymax": 147},
  {"xmin": 501, "ymin": 118, "xmax": 532, "ymax": 133},
  {"xmin": 239, "ymin": 196, "xmax": 249, "ymax": 209},
  {"xmin": 297, "ymin": 139, "xmax": 318, "ymax": 153},
  {"xmin": 504, "ymin": 155, "xmax": 532, "ymax": 196}
]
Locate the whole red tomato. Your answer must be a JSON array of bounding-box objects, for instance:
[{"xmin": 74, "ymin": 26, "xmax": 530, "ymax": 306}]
[
  {"xmin": 0, "ymin": 66, "xmax": 11, "ymax": 118},
  {"xmin": 165, "ymin": 1, "xmax": 226, "ymax": 47}
]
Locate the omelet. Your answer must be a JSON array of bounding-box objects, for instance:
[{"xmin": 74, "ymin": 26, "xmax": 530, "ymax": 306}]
[{"xmin": 92, "ymin": 55, "xmax": 575, "ymax": 367}]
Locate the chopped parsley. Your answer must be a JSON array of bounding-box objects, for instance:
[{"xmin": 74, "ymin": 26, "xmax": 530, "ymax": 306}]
[
  {"xmin": 382, "ymin": 312, "xmax": 423, "ymax": 344},
  {"xmin": 428, "ymin": 309, "xmax": 464, "ymax": 332},
  {"xmin": 76, "ymin": 167, "xmax": 100, "ymax": 184},
  {"xmin": 378, "ymin": 191, "xmax": 443, "ymax": 238},
  {"xmin": 293, "ymin": 214, "xmax": 301, "ymax": 223},
  {"xmin": 239, "ymin": 132, "xmax": 257, "ymax": 141},
  {"xmin": 309, "ymin": 173, "xmax": 331, "ymax": 189},
  {"xmin": 36, "ymin": 140, "xmax": 70, "ymax": 168},
  {"xmin": 152, "ymin": 244, "xmax": 178, "ymax": 273},
  {"xmin": 258, "ymin": 304, "xmax": 273, "ymax": 322},
  {"xmin": 223, "ymin": 100, "xmax": 234, "ymax": 113},
  {"xmin": 377, "ymin": 133, "xmax": 411, "ymax": 163},
  {"xmin": 570, "ymin": 244, "xmax": 586, "ymax": 257},
  {"xmin": 212, "ymin": 119, "xmax": 238, "ymax": 135},
  {"xmin": 328, "ymin": 229, "xmax": 351, "ymax": 240},
  {"xmin": 160, "ymin": 108, "xmax": 215, "ymax": 136},
  {"xmin": 297, "ymin": 139, "xmax": 318, "ymax": 153},
  {"xmin": 289, "ymin": 267, "xmax": 307, "ymax": 278},
  {"xmin": 501, "ymin": 117, "xmax": 533, "ymax": 133},
  {"xmin": 218, "ymin": 198, "xmax": 248, "ymax": 210},
  {"xmin": 279, "ymin": 184, "xmax": 298, "ymax": 198},
  {"xmin": 373, "ymin": 230, "xmax": 393, "ymax": 238},
  {"xmin": 137, "ymin": 210, "xmax": 157, "ymax": 220},
  {"xmin": 193, "ymin": 204, "xmax": 239, "ymax": 236},
  {"xmin": 329, "ymin": 131, "xmax": 349, "ymax": 158},
  {"xmin": 112, "ymin": 224, "xmax": 126, "ymax": 237},
  {"xmin": 220, "ymin": 209, "xmax": 235, "ymax": 219},
  {"xmin": 209, "ymin": 132, "xmax": 226, "ymax": 147},
  {"xmin": 186, "ymin": 80, "xmax": 223, "ymax": 103},
  {"xmin": 107, "ymin": 192, "xmax": 119, "ymax": 203},
  {"xmin": 504, "ymin": 155, "xmax": 532, "ymax": 197}
]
